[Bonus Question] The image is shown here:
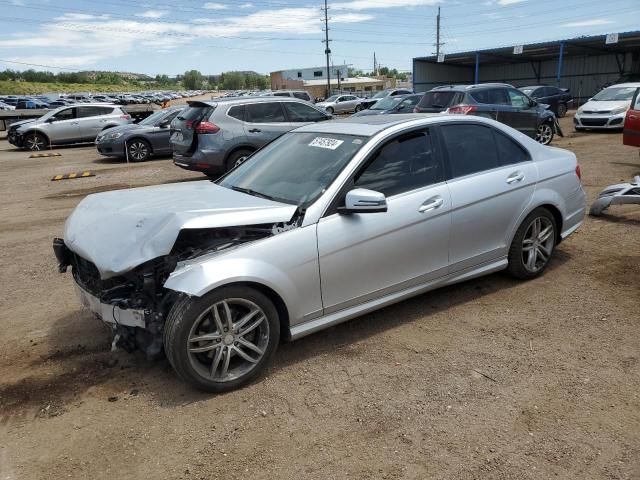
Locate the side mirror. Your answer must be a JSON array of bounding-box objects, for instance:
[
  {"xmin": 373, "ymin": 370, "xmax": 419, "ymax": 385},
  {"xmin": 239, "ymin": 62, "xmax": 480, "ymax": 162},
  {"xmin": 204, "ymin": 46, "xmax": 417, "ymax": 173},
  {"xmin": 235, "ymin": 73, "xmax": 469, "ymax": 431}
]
[
  {"xmin": 46, "ymin": 117, "xmax": 56, "ymax": 123},
  {"xmin": 338, "ymin": 188, "xmax": 387, "ymax": 214},
  {"xmin": 158, "ymin": 120, "xmax": 170, "ymax": 128},
  {"xmin": 529, "ymin": 99, "xmax": 537, "ymax": 107}
]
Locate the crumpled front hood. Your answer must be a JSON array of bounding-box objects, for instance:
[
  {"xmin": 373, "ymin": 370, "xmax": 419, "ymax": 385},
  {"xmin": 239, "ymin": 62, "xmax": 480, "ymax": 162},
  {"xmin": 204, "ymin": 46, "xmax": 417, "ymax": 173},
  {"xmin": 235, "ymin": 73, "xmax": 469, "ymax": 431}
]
[
  {"xmin": 12, "ymin": 119, "xmax": 36, "ymax": 130},
  {"xmin": 64, "ymin": 181, "xmax": 297, "ymax": 278}
]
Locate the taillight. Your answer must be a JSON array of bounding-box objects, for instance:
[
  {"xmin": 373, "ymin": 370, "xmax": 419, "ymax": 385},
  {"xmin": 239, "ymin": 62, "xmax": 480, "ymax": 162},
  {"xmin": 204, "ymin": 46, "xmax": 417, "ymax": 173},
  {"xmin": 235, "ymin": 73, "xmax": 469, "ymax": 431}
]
[
  {"xmin": 575, "ymin": 164, "xmax": 582, "ymax": 180},
  {"xmin": 195, "ymin": 121, "xmax": 220, "ymax": 134},
  {"xmin": 121, "ymin": 114, "xmax": 131, "ymax": 120},
  {"xmin": 447, "ymin": 104, "xmax": 477, "ymax": 115},
  {"xmin": 413, "ymin": 107, "xmax": 419, "ymax": 113}
]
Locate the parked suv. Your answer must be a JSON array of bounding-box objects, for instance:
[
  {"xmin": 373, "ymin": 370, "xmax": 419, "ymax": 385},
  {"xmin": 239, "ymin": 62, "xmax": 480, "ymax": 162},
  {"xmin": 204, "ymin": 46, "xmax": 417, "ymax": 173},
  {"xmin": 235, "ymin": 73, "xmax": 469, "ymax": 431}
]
[
  {"xmin": 519, "ymin": 85, "xmax": 573, "ymax": 117},
  {"xmin": 414, "ymin": 84, "xmax": 560, "ymax": 145},
  {"xmin": 170, "ymin": 97, "xmax": 332, "ymax": 175},
  {"xmin": 267, "ymin": 90, "xmax": 314, "ymax": 103},
  {"xmin": 8, "ymin": 104, "xmax": 132, "ymax": 151}
]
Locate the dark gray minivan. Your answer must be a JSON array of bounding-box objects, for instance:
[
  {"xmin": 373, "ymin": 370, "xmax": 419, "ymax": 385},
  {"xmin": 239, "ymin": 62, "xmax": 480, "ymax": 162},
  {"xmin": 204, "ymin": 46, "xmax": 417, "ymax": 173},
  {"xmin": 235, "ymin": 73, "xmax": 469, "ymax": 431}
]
[{"xmin": 170, "ymin": 97, "xmax": 332, "ymax": 175}]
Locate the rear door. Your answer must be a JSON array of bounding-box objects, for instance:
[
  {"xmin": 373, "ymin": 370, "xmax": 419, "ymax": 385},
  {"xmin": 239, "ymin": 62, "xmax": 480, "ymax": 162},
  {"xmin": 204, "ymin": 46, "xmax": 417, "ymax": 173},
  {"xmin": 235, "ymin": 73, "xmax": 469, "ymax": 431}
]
[
  {"xmin": 243, "ymin": 102, "xmax": 291, "ymax": 147},
  {"xmin": 170, "ymin": 103, "xmax": 215, "ymax": 157},
  {"xmin": 623, "ymin": 90, "xmax": 640, "ymax": 147},
  {"xmin": 76, "ymin": 106, "xmax": 113, "ymax": 140},
  {"xmin": 440, "ymin": 122, "xmax": 538, "ymax": 271}
]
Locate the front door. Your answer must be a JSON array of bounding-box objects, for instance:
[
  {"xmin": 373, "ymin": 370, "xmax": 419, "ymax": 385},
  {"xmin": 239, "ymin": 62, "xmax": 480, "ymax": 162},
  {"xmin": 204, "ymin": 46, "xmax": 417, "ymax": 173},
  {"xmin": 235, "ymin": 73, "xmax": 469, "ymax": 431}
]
[
  {"xmin": 243, "ymin": 102, "xmax": 292, "ymax": 148},
  {"xmin": 505, "ymin": 88, "xmax": 539, "ymax": 138},
  {"xmin": 46, "ymin": 107, "xmax": 79, "ymax": 142},
  {"xmin": 623, "ymin": 90, "xmax": 640, "ymax": 147},
  {"xmin": 317, "ymin": 128, "xmax": 451, "ymax": 313},
  {"xmin": 439, "ymin": 123, "xmax": 538, "ymax": 272}
]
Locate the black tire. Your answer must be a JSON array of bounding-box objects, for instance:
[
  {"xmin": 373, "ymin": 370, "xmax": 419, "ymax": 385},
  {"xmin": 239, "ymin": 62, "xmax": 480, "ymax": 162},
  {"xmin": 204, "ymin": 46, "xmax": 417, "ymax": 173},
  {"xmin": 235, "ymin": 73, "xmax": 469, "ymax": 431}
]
[
  {"xmin": 127, "ymin": 139, "xmax": 151, "ymax": 162},
  {"xmin": 355, "ymin": 104, "xmax": 363, "ymax": 112},
  {"xmin": 535, "ymin": 121, "xmax": 554, "ymax": 145},
  {"xmin": 556, "ymin": 103, "xmax": 567, "ymax": 118},
  {"xmin": 226, "ymin": 149, "xmax": 253, "ymax": 172},
  {"xmin": 326, "ymin": 106, "xmax": 334, "ymax": 114},
  {"xmin": 24, "ymin": 131, "xmax": 48, "ymax": 151},
  {"xmin": 163, "ymin": 286, "xmax": 280, "ymax": 392},
  {"xmin": 507, "ymin": 207, "xmax": 557, "ymax": 280}
]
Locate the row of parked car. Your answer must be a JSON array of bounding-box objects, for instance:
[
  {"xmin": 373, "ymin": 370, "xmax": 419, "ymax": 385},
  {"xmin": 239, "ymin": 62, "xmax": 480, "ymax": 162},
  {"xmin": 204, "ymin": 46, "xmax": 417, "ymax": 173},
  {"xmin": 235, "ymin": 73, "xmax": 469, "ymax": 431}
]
[{"xmin": 0, "ymin": 90, "xmax": 205, "ymax": 111}]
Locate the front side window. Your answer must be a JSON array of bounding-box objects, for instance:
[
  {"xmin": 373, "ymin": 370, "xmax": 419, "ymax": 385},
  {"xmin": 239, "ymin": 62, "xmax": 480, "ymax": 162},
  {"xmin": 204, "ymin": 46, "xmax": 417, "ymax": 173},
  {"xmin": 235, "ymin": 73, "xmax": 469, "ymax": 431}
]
[
  {"xmin": 283, "ymin": 102, "xmax": 327, "ymax": 122},
  {"xmin": 53, "ymin": 108, "xmax": 75, "ymax": 121},
  {"xmin": 508, "ymin": 89, "xmax": 530, "ymax": 108},
  {"xmin": 441, "ymin": 124, "xmax": 499, "ymax": 178},
  {"xmin": 293, "ymin": 92, "xmax": 310, "ymax": 101},
  {"xmin": 245, "ymin": 102, "xmax": 286, "ymax": 123},
  {"xmin": 354, "ymin": 129, "xmax": 442, "ymax": 197},
  {"xmin": 218, "ymin": 132, "xmax": 367, "ymax": 207},
  {"xmin": 77, "ymin": 106, "xmax": 112, "ymax": 118}
]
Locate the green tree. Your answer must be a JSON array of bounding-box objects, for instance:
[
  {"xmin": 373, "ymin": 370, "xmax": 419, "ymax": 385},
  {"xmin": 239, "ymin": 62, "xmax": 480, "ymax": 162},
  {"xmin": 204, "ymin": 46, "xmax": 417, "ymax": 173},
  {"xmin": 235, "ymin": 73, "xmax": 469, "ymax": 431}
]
[{"xmin": 183, "ymin": 69, "xmax": 204, "ymax": 89}]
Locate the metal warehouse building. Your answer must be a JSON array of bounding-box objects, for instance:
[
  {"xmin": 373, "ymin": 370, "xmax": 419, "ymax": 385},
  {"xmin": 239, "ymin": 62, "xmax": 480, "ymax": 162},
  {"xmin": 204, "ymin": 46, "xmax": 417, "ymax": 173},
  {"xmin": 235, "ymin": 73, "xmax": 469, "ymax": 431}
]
[{"xmin": 413, "ymin": 31, "xmax": 640, "ymax": 103}]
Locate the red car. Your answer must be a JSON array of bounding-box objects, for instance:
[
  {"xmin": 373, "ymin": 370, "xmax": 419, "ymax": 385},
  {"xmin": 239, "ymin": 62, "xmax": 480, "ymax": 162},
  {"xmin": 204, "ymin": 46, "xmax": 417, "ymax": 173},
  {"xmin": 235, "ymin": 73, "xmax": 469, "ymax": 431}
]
[{"xmin": 623, "ymin": 90, "xmax": 640, "ymax": 147}]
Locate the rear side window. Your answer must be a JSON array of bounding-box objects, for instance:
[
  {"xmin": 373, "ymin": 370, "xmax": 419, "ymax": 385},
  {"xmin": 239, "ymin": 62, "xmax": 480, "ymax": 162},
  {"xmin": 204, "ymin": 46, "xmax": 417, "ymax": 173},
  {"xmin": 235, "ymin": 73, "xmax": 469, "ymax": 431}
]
[
  {"xmin": 418, "ymin": 91, "xmax": 458, "ymax": 109},
  {"xmin": 180, "ymin": 105, "xmax": 214, "ymax": 122},
  {"xmin": 494, "ymin": 131, "xmax": 530, "ymax": 166},
  {"xmin": 283, "ymin": 102, "xmax": 327, "ymax": 122},
  {"xmin": 227, "ymin": 105, "xmax": 245, "ymax": 121},
  {"xmin": 441, "ymin": 124, "xmax": 499, "ymax": 178},
  {"xmin": 293, "ymin": 91, "xmax": 310, "ymax": 101},
  {"xmin": 273, "ymin": 92, "xmax": 290, "ymax": 97},
  {"xmin": 354, "ymin": 129, "xmax": 442, "ymax": 197},
  {"xmin": 77, "ymin": 106, "xmax": 113, "ymax": 118},
  {"xmin": 246, "ymin": 102, "xmax": 286, "ymax": 123}
]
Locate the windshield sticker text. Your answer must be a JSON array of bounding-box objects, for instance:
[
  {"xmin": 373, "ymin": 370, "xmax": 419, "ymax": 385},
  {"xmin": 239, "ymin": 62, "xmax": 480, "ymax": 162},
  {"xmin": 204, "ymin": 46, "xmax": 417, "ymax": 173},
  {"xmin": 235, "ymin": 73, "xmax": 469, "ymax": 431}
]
[{"xmin": 309, "ymin": 137, "xmax": 344, "ymax": 150}]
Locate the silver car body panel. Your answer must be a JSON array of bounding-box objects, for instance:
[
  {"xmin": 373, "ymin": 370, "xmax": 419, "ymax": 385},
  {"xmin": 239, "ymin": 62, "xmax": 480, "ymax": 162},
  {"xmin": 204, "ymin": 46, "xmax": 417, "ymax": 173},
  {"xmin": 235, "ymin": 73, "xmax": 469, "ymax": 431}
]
[
  {"xmin": 589, "ymin": 176, "xmax": 640, "ymax": 216},
  {"xmin": 63, "ymin": 181, "xmax": 297, "ymax": 279},
  {"xmin": 64, "ymin": 114, "xmax": 585, "ymax": 338}
]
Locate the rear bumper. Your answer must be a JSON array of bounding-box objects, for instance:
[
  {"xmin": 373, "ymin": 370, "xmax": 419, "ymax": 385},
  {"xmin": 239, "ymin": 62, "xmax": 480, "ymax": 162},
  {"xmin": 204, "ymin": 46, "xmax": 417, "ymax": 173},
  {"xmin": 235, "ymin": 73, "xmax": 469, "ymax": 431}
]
[{"xmin": 173, "ymin": 149, "xmax": 226, "ymax": 174}]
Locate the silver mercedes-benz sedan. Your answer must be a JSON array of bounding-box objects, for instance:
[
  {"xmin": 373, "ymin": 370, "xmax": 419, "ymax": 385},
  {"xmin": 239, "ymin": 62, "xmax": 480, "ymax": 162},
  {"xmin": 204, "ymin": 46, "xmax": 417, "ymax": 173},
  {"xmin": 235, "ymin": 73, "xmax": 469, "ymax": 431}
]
[{"xmin": 54, "ymin": 114, "xmax": 586, "ymax": 392}]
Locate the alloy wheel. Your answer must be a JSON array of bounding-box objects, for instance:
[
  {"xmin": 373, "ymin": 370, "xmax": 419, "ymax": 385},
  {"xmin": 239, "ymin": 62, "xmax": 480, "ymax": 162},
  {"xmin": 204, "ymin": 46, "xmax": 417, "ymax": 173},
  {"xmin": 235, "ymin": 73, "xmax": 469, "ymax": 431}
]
[
  {"xmin": 128, "ymin": 141, "xmax": 149, "ymax": 161},
  {"xmin": 187, "ymin": 298, "xmax": 269, "ymax": 382},
  {"xmin": 535, "ymin": 123, "xmax": 553, "ymax": 145},
  {"xmin": 521, "ymin": 216, "xmax": 554, "ymax": 273},
  {"xmin": 26, "ymin": 133, "xmax": 45, "ymax": 151},
  {"xmin": 234, "ymin": 156, "xmax": 248, "ymax": 168}
]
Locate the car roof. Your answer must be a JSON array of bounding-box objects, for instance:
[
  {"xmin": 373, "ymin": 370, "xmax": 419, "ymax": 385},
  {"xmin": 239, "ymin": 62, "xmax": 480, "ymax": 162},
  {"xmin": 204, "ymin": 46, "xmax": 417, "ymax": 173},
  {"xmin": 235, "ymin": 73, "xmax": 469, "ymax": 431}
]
[
  {"xmin": 605, "ymin": 82, "xmax": 640, "ymax": 88},
  {"xmin": 430, "ymin": 83, "xmax": 514, "ymax": 91},
  {"xmin": 295, "ymin": 114, "xmax": 442, "ymax": 136},
  {"xmin": 188, "ymin": 97, "xmax": 311, "ymax": 107}
]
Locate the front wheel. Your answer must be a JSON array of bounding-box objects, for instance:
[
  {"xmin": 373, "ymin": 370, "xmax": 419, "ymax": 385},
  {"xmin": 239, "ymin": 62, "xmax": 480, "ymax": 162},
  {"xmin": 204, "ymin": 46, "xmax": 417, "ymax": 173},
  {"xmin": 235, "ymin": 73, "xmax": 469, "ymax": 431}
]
[
  {"xmin": 535, "ymin": 122, "xmax": 554, "ymax": 145},
  {"xmin": 226, "ymin": 149, "xmax": 253, "ymax": 172},
  {"xmin": 355, "ymin": 104, "xmax": 363, "ymax": 112},
  {"xmin": 164, "ymin": 286, "xmax": 280, "ymax": 392},
  {"xmin": 24, "ymin": 132, "xmax": 48, "ymax": 151},
  {"xmin": 326, "ymin": 106, "xmax": 334, "ymax": 114},
  {"xmin": 507, "ymin": 208, "xmax": 557, "ymax": 280},
  {"xmin": 127, "ymin": 139, "xmax": 151, "ymax": 162}
]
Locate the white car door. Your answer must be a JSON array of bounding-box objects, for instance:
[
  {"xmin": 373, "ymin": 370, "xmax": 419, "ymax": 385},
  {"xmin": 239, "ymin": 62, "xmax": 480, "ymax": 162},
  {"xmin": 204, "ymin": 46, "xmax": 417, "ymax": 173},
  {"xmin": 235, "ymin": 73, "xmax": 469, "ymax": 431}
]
[
  {"xmin": 440, "ymin": 122, "xmax": 538, "ymax": 272},
  {"xmin": 317, "ymin": 128, "xmax": 451, "ymax": 314}
]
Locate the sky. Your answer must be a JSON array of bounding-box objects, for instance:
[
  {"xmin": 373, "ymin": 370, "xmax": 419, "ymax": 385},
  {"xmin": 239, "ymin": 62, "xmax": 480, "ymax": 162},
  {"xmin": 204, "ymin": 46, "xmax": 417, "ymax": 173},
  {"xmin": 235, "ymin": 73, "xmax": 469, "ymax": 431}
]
[{"xmin": 0, "ymin": 0, "xmax": 638, "ymax": 76}]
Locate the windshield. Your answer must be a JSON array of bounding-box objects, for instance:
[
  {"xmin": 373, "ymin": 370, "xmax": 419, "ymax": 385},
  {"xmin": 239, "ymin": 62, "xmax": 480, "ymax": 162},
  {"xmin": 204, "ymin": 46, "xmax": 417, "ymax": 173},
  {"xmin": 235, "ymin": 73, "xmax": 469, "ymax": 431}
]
[
  {"xmin": 592, "ymin": 87, "xmax": 637, "ymax": 101},
  {"xmin": 520, "ymin": 88, "xmax": 534, "ymax": 95},
  {"xmin": 371, "ymin": 97, "xmax": 403, "ymax": 110},
  {"xmin": 325, "ymin": 95, "xmax": 339, "ymax": 102},
  {"xmin": 139, "ymin": 110, "xmax": 168, "ymax": 125},
  {"xmin": 218, "ymin": 132, "xmax": 368, "ymax": 207},
  {"xmin": 372, "ymin": 90, "xmax": 389, "ymax": 99}
]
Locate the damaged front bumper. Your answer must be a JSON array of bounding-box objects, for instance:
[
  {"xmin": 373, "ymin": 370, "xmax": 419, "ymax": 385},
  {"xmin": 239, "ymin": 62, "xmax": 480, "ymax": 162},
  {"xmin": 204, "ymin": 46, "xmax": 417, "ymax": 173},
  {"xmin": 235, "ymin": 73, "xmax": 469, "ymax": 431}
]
[
  {"xmin": 74, "ymin": 282, "xmax": 146, "ymax": 328},
  {"xmin": 590, "ymin": 176, "xmax": 640, "ymax": 216}
]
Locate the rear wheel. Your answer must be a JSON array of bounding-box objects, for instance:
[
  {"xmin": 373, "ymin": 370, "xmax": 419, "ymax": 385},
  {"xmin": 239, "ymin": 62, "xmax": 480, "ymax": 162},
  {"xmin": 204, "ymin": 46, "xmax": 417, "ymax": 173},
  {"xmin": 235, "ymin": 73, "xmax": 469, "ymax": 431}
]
[
  {"xmin": 127, "ymin": 139, "xmax": 151, "ymax": 162},
  {"xmin": 355, "ymin": 104, "xmax": 363, "ymax": 112},
  {"xmin": 226, "ymin": 148, "xmax": 253, "ymax": 172},
  {"xmin": 507, "ymin": 208, "xmax": 557, "ymax": 279},
  {"xmin": 164, "ymin": 286, "xmax": 280, "ymax": 392},
  {"xmin": 556, "ymin": 103, "xmax": 567, "ymax": 117},
  {"xmin": 326, "ymin": 106, "xmax": 334, "ymax": 114},
  {"xmin": 535, "ymin": 122, "xmax": 554, "ymax": 145},
  {"xmin": 24, "ymin": 132, "xmax": 48, "ymax": 151}
]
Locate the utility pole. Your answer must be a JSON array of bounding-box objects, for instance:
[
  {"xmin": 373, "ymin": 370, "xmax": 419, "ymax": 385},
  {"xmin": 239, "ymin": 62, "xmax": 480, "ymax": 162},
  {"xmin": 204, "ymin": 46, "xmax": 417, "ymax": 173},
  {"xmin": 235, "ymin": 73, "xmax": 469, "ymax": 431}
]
[
  {"xmin": 435, "ymin": 6, "xmax": 441, "ymax": 57},
  {"xmin": 322, "ymin": 0, "xmax": 331, "ymax": 98},
  {"xmin": 373, "ymin": 52, "xmax": 377, "ymax": 76}
]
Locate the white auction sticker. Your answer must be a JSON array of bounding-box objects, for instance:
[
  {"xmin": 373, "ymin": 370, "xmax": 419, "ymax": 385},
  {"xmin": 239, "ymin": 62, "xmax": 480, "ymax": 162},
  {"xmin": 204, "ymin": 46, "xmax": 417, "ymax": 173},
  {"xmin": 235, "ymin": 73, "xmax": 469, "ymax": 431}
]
[{"xmin": 309, "ymin": 137, "xmax": 344, "ymax": 150}]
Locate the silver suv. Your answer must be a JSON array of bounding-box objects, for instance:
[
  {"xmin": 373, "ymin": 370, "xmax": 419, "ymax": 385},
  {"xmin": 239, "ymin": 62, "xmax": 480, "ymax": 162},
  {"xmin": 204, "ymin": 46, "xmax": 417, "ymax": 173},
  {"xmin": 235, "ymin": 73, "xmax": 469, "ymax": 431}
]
[
  {"xmin": 8, "ymin": 104, "xmax": 132, "ymax": 151},
  {"xmin": 171, "ymin": 97, "xmax": 331, "ymax": 175}
]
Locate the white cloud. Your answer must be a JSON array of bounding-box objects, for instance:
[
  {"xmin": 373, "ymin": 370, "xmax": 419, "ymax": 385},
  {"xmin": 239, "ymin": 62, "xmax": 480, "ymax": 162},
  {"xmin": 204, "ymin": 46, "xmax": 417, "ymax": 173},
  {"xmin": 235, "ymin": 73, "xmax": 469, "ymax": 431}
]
[
  {"xmin": 562, "ymin": 18, "xmax": 613, "ymax": 27},
  {"xmin": 136, "ymin": 10, "xmax": 169, "ymax": 18},
  {"xmin": 498, "ymin": 0, "xmax": 526, "ymax": 4},
  {"xmin": 203, "ymin": 2, "xmax": 228, "ymax": 9},
  {"xmin": 239, "ymin": 2, "xmax": 253, "ymax": 8}
]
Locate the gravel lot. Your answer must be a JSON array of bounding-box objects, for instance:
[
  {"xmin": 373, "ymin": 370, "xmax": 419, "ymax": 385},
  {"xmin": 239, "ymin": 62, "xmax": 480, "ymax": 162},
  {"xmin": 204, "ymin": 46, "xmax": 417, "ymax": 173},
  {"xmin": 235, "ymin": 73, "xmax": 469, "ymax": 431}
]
[{"xmin": 0, "ymin": 113, "xmax": 638, "ymax": 480}]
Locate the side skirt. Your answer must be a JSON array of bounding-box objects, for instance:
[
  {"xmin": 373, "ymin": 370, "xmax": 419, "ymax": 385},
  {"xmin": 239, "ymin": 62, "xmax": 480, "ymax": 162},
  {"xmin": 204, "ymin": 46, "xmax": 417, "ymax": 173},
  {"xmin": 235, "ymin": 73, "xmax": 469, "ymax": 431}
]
[{"xmin": 289, "ymin": 257, "xmax": 508, "ymax": 340}]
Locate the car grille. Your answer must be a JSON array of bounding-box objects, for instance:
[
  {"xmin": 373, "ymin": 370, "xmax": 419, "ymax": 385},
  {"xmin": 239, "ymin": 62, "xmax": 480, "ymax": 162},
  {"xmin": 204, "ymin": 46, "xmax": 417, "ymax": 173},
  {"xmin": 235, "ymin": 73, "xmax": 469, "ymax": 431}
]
[
  {"xmin": 580, "ymin": 118, "xmax": 608, "ymax": 126},
  {"xmin": 582, "ymin": 110, "xmax": 611, "ymax": 114},
  {"xmin": 71, "ymin": 253, "xmax": 102, "ymax": 295}
]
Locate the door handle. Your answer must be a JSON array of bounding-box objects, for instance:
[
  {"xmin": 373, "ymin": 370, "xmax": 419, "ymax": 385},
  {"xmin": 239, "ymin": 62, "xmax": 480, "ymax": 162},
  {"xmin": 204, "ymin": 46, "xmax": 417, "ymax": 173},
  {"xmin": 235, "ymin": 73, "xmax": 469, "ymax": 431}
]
[
  {"xmin": 248, "ymin": 128, "xmax": 261, "ymax": 133},
  {"xmin": 506, "ymin": 171, "xmax": 525, "ymax": 184},
  {"xmin": 418, "ymin": 196, "xmax": 444, "ymax": 213}
]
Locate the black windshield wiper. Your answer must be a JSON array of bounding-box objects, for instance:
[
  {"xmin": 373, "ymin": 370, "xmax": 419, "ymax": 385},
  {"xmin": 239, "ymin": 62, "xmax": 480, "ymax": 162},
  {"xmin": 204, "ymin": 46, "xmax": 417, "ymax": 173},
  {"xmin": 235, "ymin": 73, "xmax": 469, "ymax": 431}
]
[{"xmin": 231, "ymin": 185, "xmax": 275, "ymax": 201}]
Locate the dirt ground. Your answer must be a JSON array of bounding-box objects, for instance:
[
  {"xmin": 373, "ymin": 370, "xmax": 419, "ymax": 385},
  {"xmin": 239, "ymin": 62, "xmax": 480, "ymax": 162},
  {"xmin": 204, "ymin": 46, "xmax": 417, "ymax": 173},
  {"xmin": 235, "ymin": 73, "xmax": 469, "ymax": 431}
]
[{"xmin": 0, "ymin": 112, "xmax": 638, "ymax": 480}]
